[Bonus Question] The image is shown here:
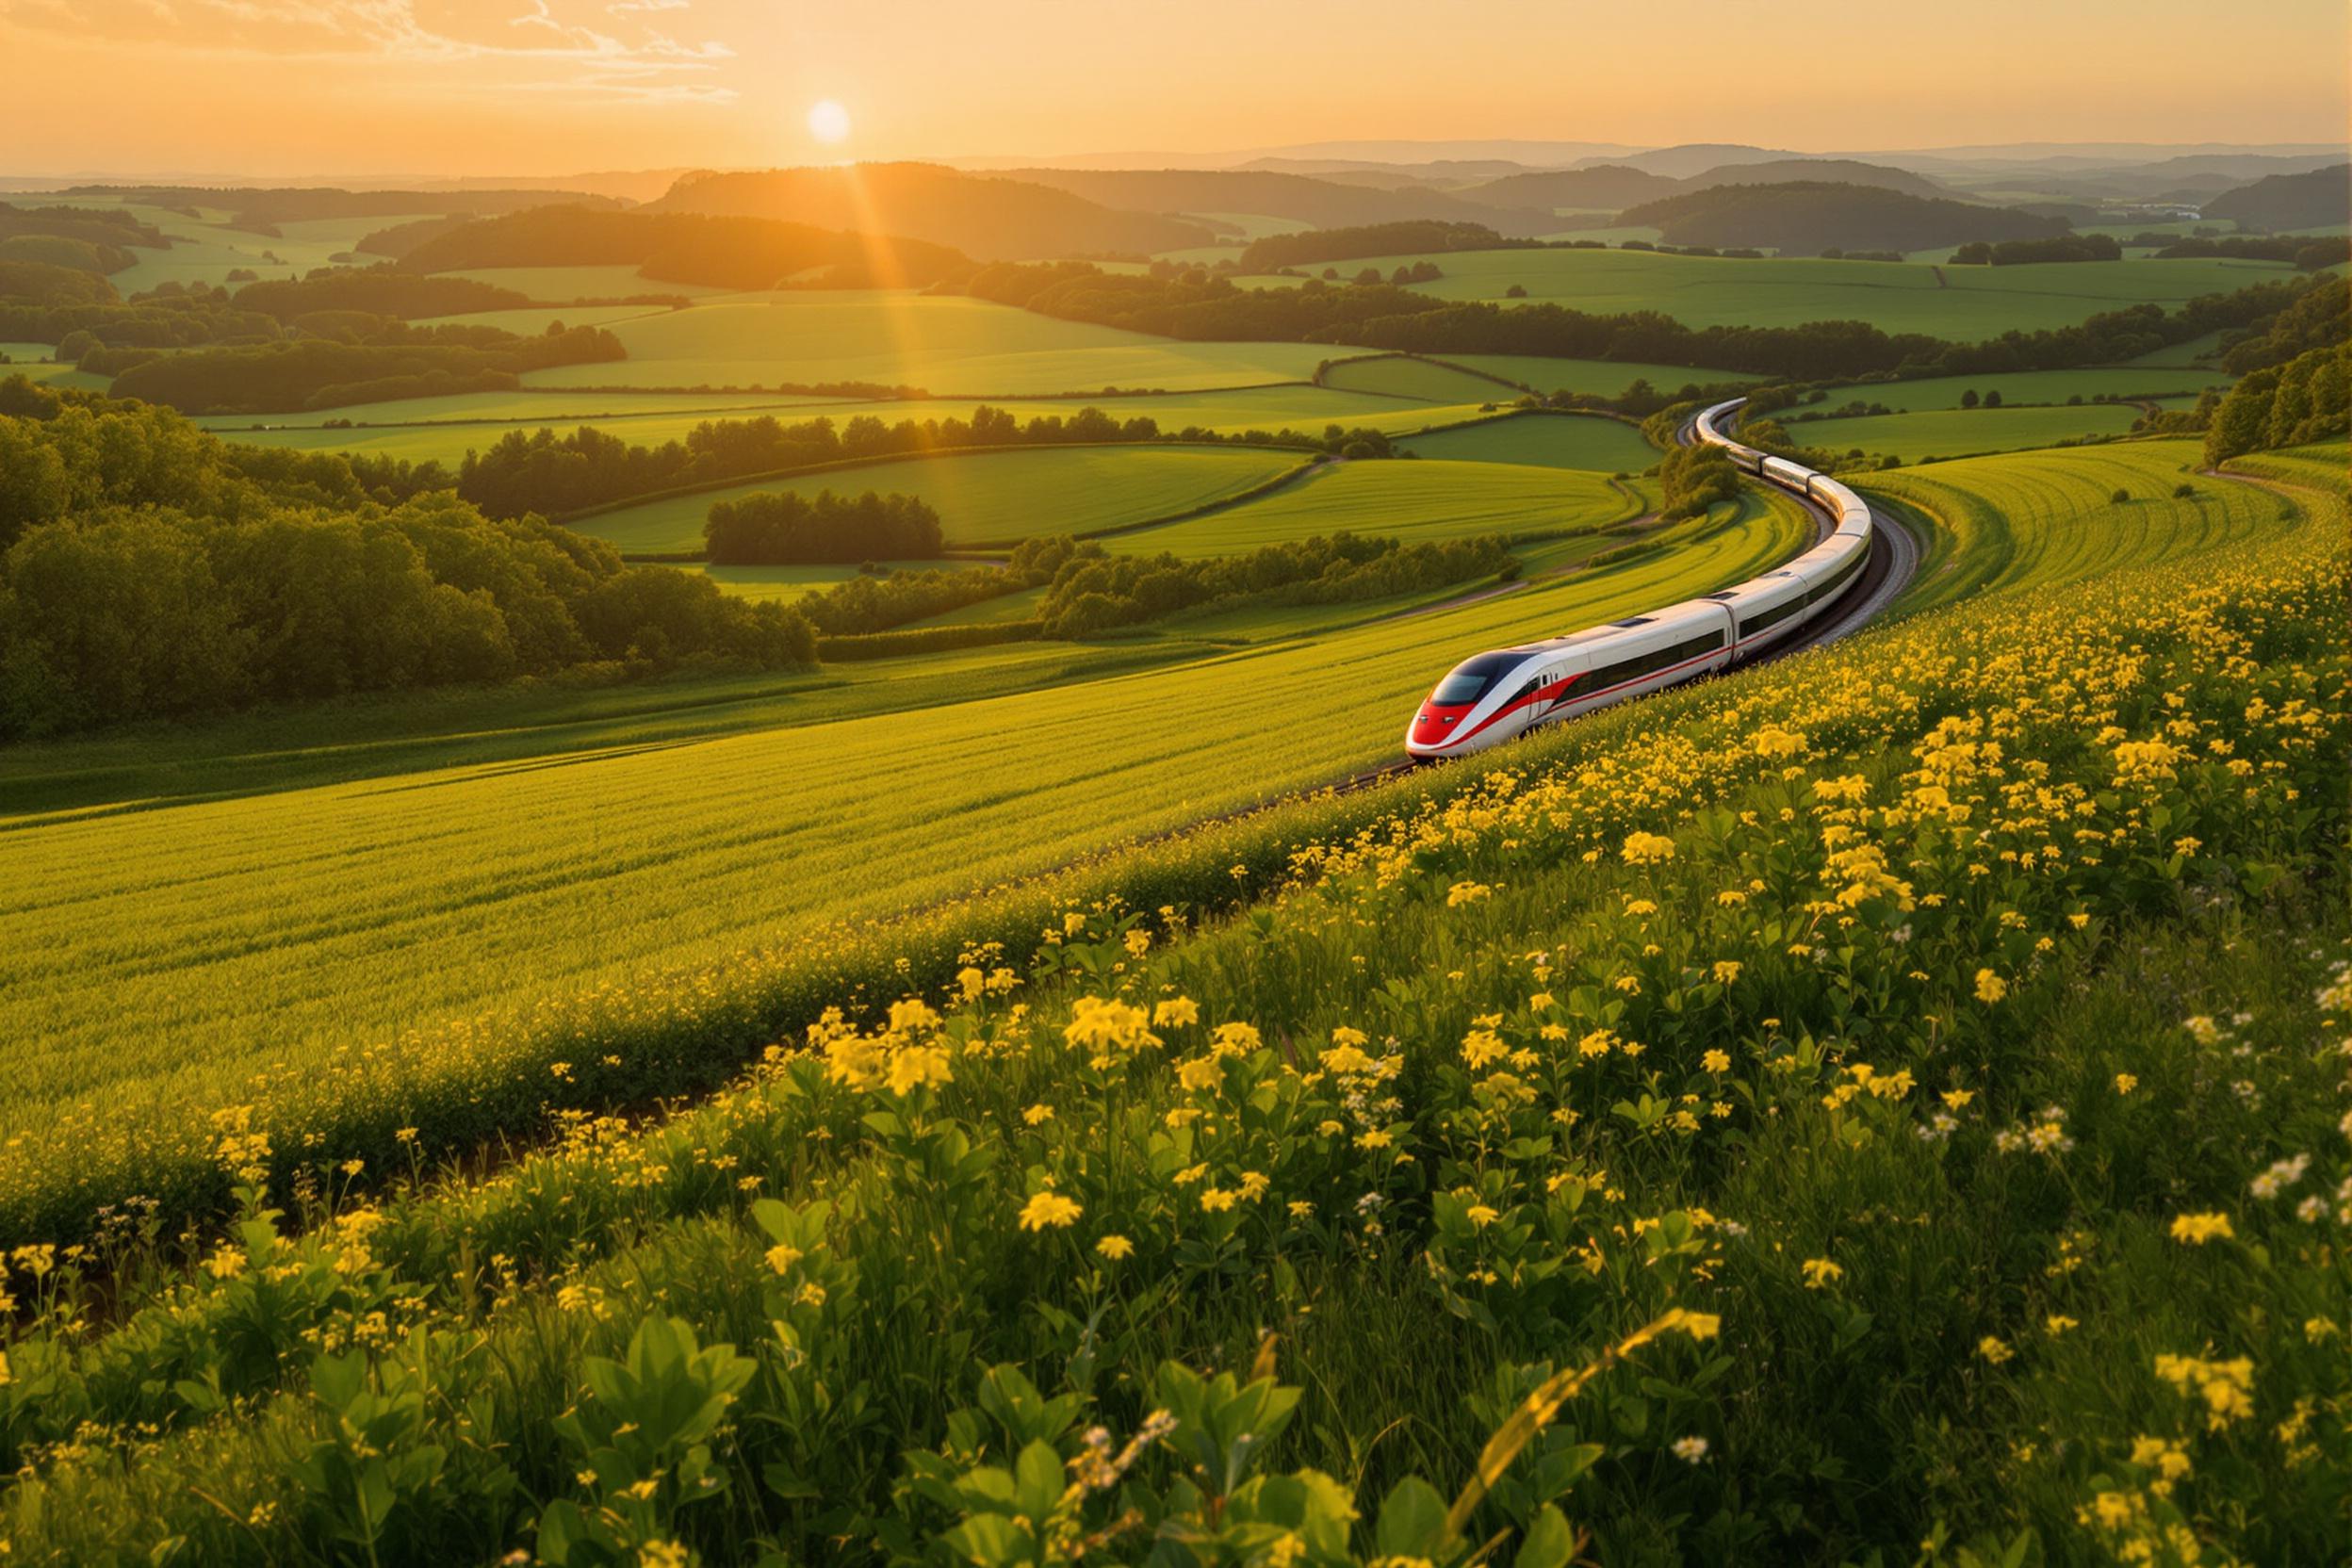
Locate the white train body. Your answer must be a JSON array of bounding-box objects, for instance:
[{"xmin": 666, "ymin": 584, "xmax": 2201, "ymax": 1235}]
[{"xmin": 1406, "ymin": 399, "xmax": 1873, "ymax": 760}]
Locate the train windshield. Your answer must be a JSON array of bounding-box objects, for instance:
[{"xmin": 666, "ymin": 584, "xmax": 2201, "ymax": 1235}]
[{"xmin": 1429, "ymin": 651, "xmax": 1527, "ymax": 706}]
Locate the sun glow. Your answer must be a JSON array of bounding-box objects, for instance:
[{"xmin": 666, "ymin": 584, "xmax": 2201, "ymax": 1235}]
[{"xmin": 807, "ymin": 100, "xmax": 852, "ymax": 145}]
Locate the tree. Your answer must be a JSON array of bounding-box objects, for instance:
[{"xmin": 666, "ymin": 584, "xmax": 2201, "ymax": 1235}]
[
  {"xmin": 1960, "ymin": 388, "xmax": 1980, "ymax": 408},
  {"xmin": 1984, "ymin": 388, "xmax": 2002, "ymax": 408}
]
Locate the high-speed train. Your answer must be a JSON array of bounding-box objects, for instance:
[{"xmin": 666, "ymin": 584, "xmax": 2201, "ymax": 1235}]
[{"xmin": 1405, "ymin": 399, "xmax": 1872, "ymax": 760}]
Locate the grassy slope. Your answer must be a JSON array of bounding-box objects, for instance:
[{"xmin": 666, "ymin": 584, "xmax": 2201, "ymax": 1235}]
[
  {"xmin": 1298, "ymin": 248, "xmax": 2300, "ymax": 335},
  {"xmin": 1101, "ymin": 456, "xmax": 1649, "ymax": 558},
  {"xmin": 1318, "ymin": 354, "xmax": 1522, "ymax": 403},
  {"xmin": 0, "ymin": 494, "xmax": 1808, "ymax": 1139},
  {"xmin": 0, "ymin": 473, "xmax": 2338, "ymax": 1566},
  {"xmin": 1435, "ymin": 352, "xmax": 1758, "ymax": 395},
  {"xmin": 1812, "ymin": 366, "xmax": 2228, "ymax": 410},
  {"xmin": 512, "ymin": 289, "xmax": 1333, "ymax": 394},
  {"xmin": 1856, "ymin": 438, "xmax": 2306, "ymax": 614},
  {"xmin": 1790, "ymin": 402, "xmax": 2150, "ymax": 459},
  {"xmin": 197, "ymin": 386, "xmax": 1490, "ymax": 467},
  {"xmin": 569, "ymin": 444, "xmax": 1310, "ymax": 554},
  {"xmin": 1398, "ymin": 411, "xmax": 1658, "ymax": 472}
]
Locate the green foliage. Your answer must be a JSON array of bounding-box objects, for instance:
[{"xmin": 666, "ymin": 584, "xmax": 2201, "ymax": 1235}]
[
  {"xmin": 1038, "ymin": 531, "xmax": 1514, "ymax": 636},
  {"xmin": 1238, "ymin": 221, "xmax": 1533, "ymax": 271},
  {"xmin": 396, "ymin": 204, "xmax": 975, "ymax": 291},
  {"xmin": 231, "ymin": 265, "xmax": 535, "ymax": 321},
  {"xmin": 1657, "ymin": 440, "xmax": 1740, "ymax": 520},
  {"xmin": 109, "ymin": 324, "xmax": 628, "ymax": 415},
  {"xmin": 1951, "ymin": 234, "xmax": 2124, "ymax": 266},
  {"xmin": 705, "ymin": 488, "xmax": 944, "ymax": 564},
  {"xmin": 2204, "ymin": 339, "xmax": 2350, "ymax": 465},
  {"xmin": 0, "ymin": 393, "xmax": 814, "ymax": 734}
]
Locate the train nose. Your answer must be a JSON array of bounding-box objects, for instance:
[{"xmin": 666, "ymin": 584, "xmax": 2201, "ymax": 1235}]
[{"xmin": 1408, "ymin": 701, "xmax": 1470, "ymax": 755}]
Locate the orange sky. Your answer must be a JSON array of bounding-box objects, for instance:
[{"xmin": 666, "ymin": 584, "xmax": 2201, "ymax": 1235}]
[{"xmin": 2, "ymin": 0, "xmax": 2344, "ymax": 178}]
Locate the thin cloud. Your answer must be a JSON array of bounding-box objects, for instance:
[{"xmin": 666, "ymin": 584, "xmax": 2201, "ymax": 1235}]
[{"xmin": 0, "ymin": 0, "xmax": 736, "ymax": 100}]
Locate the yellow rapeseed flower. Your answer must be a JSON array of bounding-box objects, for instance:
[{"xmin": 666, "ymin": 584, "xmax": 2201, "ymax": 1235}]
[
  {"xmin": 1095, "ymin": 1234, "xmax": 1135, "ymax": 1260},
  {"xmin": 2169, "ymin": 1212, "xmax": 2234, "ymax": 1245},
  {"xmin": 1018, "ymin": 1191, "xmax": 1082, "ymax": 1232},
  {"xmin": 1974, "ymin": 969, "xmax": 2007, "ymax": 1004}
]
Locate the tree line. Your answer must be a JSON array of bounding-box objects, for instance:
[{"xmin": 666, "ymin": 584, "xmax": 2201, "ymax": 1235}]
[
  {"xmin": 797, "ymin": 536, "xmax": 1095, "ymax": 635},
  {"xmin": 2203, "ymin": 338, "xmax": 2348, "ymax": 465},
  {"xmin": 457, "ymin": 404, "xmax": 1396, "ymax": 523},
  {"xmin": 704, "ymin": 489, "xmax": 944, "ymax": 564},
  {"xmin": 1950, "ymin": 235, "xmax": 2123, "ymax": 265},
  {"xmin": 1237, "ymin": 221, "xmax": 1542, "ymax": 270},
  {"xmin": 394, "ymin": 206, "xmax": 974, "ymax": 292},
  {"xmin": 1037, "ymin": 531, "xmax": 1515, "ymax": 637},
  {"xmin": 0, "ymin": 382, "xmax": 813, "ymax": 736}
]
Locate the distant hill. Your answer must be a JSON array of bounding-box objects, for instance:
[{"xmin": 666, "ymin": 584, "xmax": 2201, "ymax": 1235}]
[
  {"xmin": 991, "ymin": 168, "xmax": 1562, "ymax": 238},
  {"xmin": 1457, "ymin": 165, "xmax": 1679, "ymax": 212},
  {"xmin": 399, "ymin": 206, "xmax": 973, "ymax": 291},
  {"xmin": 59, "ymin": 185, "xmax": 623, "ymax": 231},
  {"xmin": 1617, "ymin": 182, "xmax": 2066, "ymax": 254},
  {"xmin": 2203, "ymin": 164, "xmax": 2351, "ymax": 232},
  {"xmin": 1680, "ymin": 158, "xmax": 1947, "ymax": 199},
  {"xmin": 646, "ymin": 164, "xmax": 1212, "ymax": 261},
  {"xmin": 1461, "ymin": 157, "xmax": 1944, "ymax": 215},
  {"xmin": 1569, "ymin": 143, "xmax": 1799, "ymax": 179}
]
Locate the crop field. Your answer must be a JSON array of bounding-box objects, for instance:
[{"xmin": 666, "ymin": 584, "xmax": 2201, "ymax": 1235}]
[
  {"xmin": 568, "ymin": 443, "xmax": 1310, "ymax": 554},
  {"xmin": 0, "ymin": 490, "xmax": 1816, "ymax": 1155},
  {"xmin": 1788, "ymin": 402, "xmax": 2151, "ymax": 459},
  {"xmin": 1397, "ymin": 410, "xmax": 1658, "ymax": 471},
  {"xmin": 412, "ymin": 302, "xmax": 678, "ymax": 335},
  {"xmin": 512, "ymin": 288, "xmax": 1334, "ymax": 394},
  {"xmin": 686, "ymin": 561, "xmax": 980, "ymax": 602},
  {"xmin": 1857, "ymin": 438, "xmax": 2302, "ymax": 612},
  {"xmin": 433, "ymin": 265, "xmax": 732, "ymax": 300},
  {"xmin": 197, "ymin": 384, "xmax": 1482, "ymax": 467},
  {"xmin": 1813, "ymin": 366, "xmax": 2227, "ymax": 410},
  {"xmin": 1431, "ymin": 352, "xmax": 1759, "ymax": 395},
  {"xmin": 1304, "ymin": 246, "xmax": 2301, "ymax": 335},
  {"xmin": 0, "ymin": 473, "xmax": 2339, "ymax": 1564},
  {"xmin": 1100, "ymin": 455, "xmax": 1655, "ymax": 557},
  {"xmin": 1317, "ymin": 353, "xmax": 1523, "ymax": 403}
]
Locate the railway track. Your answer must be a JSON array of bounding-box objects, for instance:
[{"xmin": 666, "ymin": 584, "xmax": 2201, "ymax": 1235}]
[{"xmin": 1318, "ymin": 409, "xmax": 1919, "ymax": 799}]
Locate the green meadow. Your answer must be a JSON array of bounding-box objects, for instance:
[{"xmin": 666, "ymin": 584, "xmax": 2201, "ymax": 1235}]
[
  {"xmin": 1312, "ymin": 247, "xmax": 2301, "ymax": 335},
  {"xmin": 1397, "ymin": 410, "xmax": 1658, "ymax": 471},
  {"xmin": 1813, "ymin": 366, "xmax": 2228, "ymax": 410},
  {"xmin": 569, "ymin": 443, "xmax": 1311, "ymax": 554},
  {"xmin": 1789, "ymin": 402, "xmax": 2152, "ymax": 459},
  {"xmin": 0, "ymin": 490, "xmax": 1818, "ymax": 1134},
  {"xmin": 1101, "ymin": 456, "xmax": 1652, "ymax": 557},
  {"xmin": 1317, "ymin": 353, "xmax": 1522, "ymax": 402},
  {"xmin": 511, "ymin": 289, "xmax": 1335, "ymax": 394}
]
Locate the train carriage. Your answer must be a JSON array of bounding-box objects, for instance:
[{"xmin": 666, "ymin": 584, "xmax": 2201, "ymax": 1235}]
[{"xmin": 1406, "ymin": 397, "xmax": 1875, "ymax": 760}]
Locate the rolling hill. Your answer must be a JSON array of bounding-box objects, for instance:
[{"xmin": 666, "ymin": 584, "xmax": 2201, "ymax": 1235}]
[
  {"xmin": 1618, "ymin": 181, "xmax": 2066, "ymax": 253},
  {"xmin": 645, "ymin": 163, "xmax": 1215, "ymax": 260},
  {"xmin": 989, "ymin": 166, "xmax": 1564, "ymax": 237},
  {"xmin": 397, "ymin": 206, "xmax": 974, "ymax": 290},
  {"xmin": 2202, "ymin": 163, "xmax": 2352, "ymax": 231}
]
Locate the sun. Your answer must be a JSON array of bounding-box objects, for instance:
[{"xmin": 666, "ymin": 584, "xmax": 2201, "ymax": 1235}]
[{"xmin": 807, "ymin": 100, "xmax": 851, "ymax": 146}]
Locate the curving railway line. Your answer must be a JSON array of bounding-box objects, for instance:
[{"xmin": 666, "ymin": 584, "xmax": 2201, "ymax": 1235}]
[{"xmin": 1334, "ymin": 397, "xmax": 1918, "ymax": 789}]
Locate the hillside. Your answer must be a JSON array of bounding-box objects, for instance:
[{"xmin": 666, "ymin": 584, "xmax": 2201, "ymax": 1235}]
[
  {"xmin": 992, "ymin": 166, "xmax": 1563, "ymax": 237},
  {"xmin": 1458, "ymin": 164, "xmax": 1679, "ymax": 211},
  {"xmin": 2202, "ymin": 163, "xmax": 2352, "ymax": 231},
  {"xmin": 58, "ymin": 184, "xmax": 624, "ymax": 230},
  {"xmin": 645, "ymin": 163, "xmax": 1214, "ymax": 260},
  {"xmin": 1618, "ymin": 181, "xmax": 2066, "ymax": 253},
  {"xmin": 1680, "ymin": 156, "xmax": 1947, "ymax": 197},
  {"xmin": 1570, "ymin": 141, "xmax": 1800, "ymax": 177},
  {"xmin": 396, "ymin": 206, "xmax": 973, "ymax": 290}
]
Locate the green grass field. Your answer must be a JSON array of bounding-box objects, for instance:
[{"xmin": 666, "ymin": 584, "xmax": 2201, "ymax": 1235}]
[
  {"xmin": 569, "ymin": 443, "xmax": 1311, "ymax": 553},
  {"xmin": 1101, "ymin": 455, "xmax": 1651, "ymax": 558},
  {"xmin": 0, "ymin": 491, "xmax": 1811, "ymax": 1139},
  {"xmin": 683, "ymin": 560, "xmax": 979, "ymax": 602},
  {"xmin": 1788, "ymin": 403, "xmax": 2151, "ymax": 459},
  {"xmin": 0, "ymin": 466, "xmax": 2338, "ymax": 1567},
  {"xmin": 512, "ymin": 288, "xmax": 1334, "ymax": 395},
  {"xmin": 1317, "ymin": 353, "xmax": 1523, "ymax": 403},
  {"xmin": 433, "ymin": 265, "xmax": 731, "ymax": 301},
  {"xmin": 1860, "ymin": 438, "xmax": 2304, "ymax": 612},
  {"xmin": 1812, "ymin": 367, "xmax": 2228, "ymax": 411},
  {"xmin": 1429, "ymin": 352, "xmax": 1759, "ymax": 395},
  {"xmin": 1298, "ymin": 247, "xmax": 2300, "ymax": 335},
  {"xmin": 195, "ymin": 385, "xmax": 1488, "ymax": 468},
  {"xmin": 1397, "ymin": 411, "xmax": 1657, "ymax": 471},
  {"xmin": 412, "ymin": 302, "xmax": 678, "ymax": 335}
]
